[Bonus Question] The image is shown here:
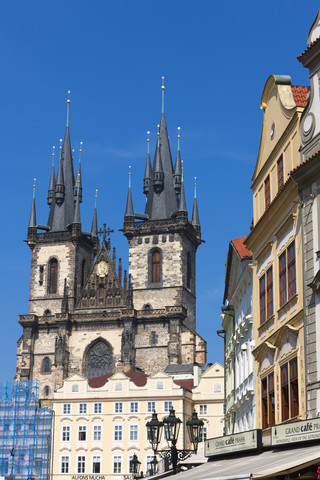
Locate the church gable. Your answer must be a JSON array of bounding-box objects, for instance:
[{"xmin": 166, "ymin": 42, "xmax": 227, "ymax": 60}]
[{"xmin": 76, "ymin": 237, "xmax": 128, "ymax": 310}]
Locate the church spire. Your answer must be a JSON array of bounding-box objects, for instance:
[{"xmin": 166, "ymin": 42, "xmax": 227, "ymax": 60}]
[
  {"xmin": 47, "ymin": 146, "xmax": 56, "ymax": 206},
  {"xmin": 29, "ymin": 179, "xmax": 37, "ymax": 228},
  {"xmin": 124, "ymin": 166, "xmax": 134, "ymax": 218},
  {"xmin": 174, "ymin": 127, "xmax": 182, "ymax": 195},
  {"xmin": 192, "ymin": 177, "xmax": 200, "ymax": 227},
  {"xmin": 144, "ymin": 78, "xmax": 178, "ymax": 220},
  {"xmin": 143, "ymin": 131, "xmax": 152, "ymax": 196},
  {"xmin": 48, "ymin": 92, "xmax": 76, "ymax": 232}
]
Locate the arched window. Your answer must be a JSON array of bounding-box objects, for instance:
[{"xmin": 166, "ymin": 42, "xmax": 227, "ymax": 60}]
[
  {"xmin": 85, "ymin": 340, "xmax": 113, "ymax": 379},
  {"xmin": 151, "ymin": 250, "xmax": 161, "ymax": 284},
  {"xmin": 44, "ymin": 309, "xmax": 51, "ymax": 317},
  {"xmin": 187, "ymin": 252, "xmax": 191, "ymax": 289},
  {"xmin": 144, "ymin": 304, "xmax": 151, "ymax": 311},
  {"xmin": 42, "ymin": 357, "xmax": 51, "ymax": 374},
  {"xmin": 48, "ymin": 258, "xmax": 58, "ymax": 294},
  {"xmin": 44, "ymin": 386, "xmax": 50, "ymax": 397}
]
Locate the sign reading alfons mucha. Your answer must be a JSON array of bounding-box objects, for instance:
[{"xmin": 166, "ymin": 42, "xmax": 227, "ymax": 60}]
[
  {"xmin": 205, "ymin": 430, "xmax": 262, "ymax": 457},
  {"xmin": 272, "ymin": 418, "xmax": 320, "ymax": 446},
  {"xmin": 71, "ymin": 476, "xmax": 105, "ymax": 480},
  {"xmin": 96, "ymin": 261, "xmax": 108, "ymax": 278}
]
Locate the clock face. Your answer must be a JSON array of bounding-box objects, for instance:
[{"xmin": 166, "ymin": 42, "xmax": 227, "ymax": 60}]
[{"xmin": 96, "ymin": 261, "xmax": 108, "ymax": 278}]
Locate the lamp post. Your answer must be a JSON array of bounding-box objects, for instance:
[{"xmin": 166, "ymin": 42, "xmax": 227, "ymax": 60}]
[
  {"xmin": 146, "ymin": 408, "xmax": 204, "ymax": 475},
  {"xmin": 130, "ymin": 454, "xmax": 141, "ymax": 479}
]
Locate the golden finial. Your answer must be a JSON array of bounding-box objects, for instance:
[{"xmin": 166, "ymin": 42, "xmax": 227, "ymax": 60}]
[
  {"xmin": 161, "ymin": 77, "xmax": 165, "ymax": 113},
  {"xmin": 72, "ymin": 148, "xmax": 75, "ymax": 160},
  {"xmin": 59, "ymin": 139, "xmax": 63, "ymax": 158},
  {"xmin": 33, "ymin": 178, "xmax": 36, "ymax": 189},
  {"xmin": 129, "ymin": 165, "xmax": 132, "ymax": 188},
  {"xmin": 52, "ymin": 146, "xmax": 55, "ymax": 165},
  {"xmin": 194, "ymin": 177, "xmax": 197, "ymax": 198},
  {"xmin": 66, "ymin": 90, "xmax": 71, "ymax": 127},
  {"xmin": 80, "ymin": 141, "xmax": 83, "ymax": 153},
  {"xmin": 177, "ymin": 126, "xmax": 181, "ymax": 150},
  {"xmin": 95, "ymin": 189, "xmax": 98, "ymax": 199},
  {"xmin": 147, "ymin": 131, "xmax": 150, "ymax": 154}
]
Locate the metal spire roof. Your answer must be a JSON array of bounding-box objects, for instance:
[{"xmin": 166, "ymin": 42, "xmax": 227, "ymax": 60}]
[
  {"xmin": 28, "ymin": 180, "xmax": 37, "ymax": 228},
  {"xmin": 124, "ymin": 168, "xmax": 134, "ymax": 218},
  {"xmin": 48, "ymin": 96, "xmax": 76, "ymax": 231},
  {"xmin": 192, "ymin": 178, "xmax": 200, "ymax": 227},
  {"xmin": 74, "ymin": 142, "xmax": 83, "ymax": 203},
  {"xmin": 47, "ymin": 146, "xmax": 56, "ymax": 206},
  {"xmin": 174, "ymin": 127, "xmax": 182, "ymax": 194},
  {"xmin": 144, "ymin": 81, "xmax": 178, "ymax": 219},
  {"xmin": 143, "ymin": 132, "xmax": 152, "ymax": 196},
  {"xmin": 178, "ymin": 165, "xmax": 187, "ymax": 213},
  {"xmin": 73, "ymin": 174, "xmax": 81, "ymax": 224},
  {"xmin": 91, "ymin": 190, "xmax": 98, "ymax": 237}
]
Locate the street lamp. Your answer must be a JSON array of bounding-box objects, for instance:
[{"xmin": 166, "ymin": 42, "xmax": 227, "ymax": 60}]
[
  {"xmin": 146, "ymin": 408, "xmax": 204, "ymax": 475},
  {"xmin": 130, "ymin": 454, "xmax": 141, "ymax": 478}
]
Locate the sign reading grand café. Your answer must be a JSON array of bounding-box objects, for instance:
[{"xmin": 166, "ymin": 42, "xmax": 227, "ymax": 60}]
[
  {"xmin": 271, "ymin": 418, "xmax": 320, "ymax": 446},
  {"xmin": 205, "ymin": 430, "xmax": 262, "ymax": 457}
]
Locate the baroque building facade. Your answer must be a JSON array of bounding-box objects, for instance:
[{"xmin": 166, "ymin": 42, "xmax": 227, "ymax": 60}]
[
  {"xmin": 15, "ymin": 87, "xmax": 207, "ymax": 402},
  {"xmin": 245, "ymin": 75, "xmax": 308, "ymax": 430},
  {"xmin": 51, "ymin": 363, "xmax": 224, "ymax": 480}
]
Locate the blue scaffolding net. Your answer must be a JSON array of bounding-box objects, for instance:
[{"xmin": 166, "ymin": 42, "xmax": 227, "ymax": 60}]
[{"xmin": 0, "ymin": 381, "xmax": 52, "ymax": 480}]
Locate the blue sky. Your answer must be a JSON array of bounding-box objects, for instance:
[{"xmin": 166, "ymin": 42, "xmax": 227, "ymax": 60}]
[{"xmin": 0, "ymin": 1, "xmax": 318, "ymax": 383}]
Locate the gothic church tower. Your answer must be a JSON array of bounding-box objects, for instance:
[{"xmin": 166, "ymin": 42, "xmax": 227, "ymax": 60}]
[{"xmin": 123, "ymin": 81, "xmax": 206, "ymax": 373}]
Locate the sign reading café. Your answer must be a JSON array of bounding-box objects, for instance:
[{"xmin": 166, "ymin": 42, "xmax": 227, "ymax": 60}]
[
  {"xmin": 205, "ymin": 430, "xmax": 262, "ymax": 457},
  {"xmin": 271, "ymin": 418, "xmax": 320, "ymax": 446}
]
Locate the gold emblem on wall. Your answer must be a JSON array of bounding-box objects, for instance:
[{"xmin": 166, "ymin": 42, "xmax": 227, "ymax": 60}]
[{"xmin": 96, "ymin": 261, "xmax": 108, "ymax": 277}]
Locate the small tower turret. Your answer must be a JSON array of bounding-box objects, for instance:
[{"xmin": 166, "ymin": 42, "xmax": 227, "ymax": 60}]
[
  {"xmin": 174, "ymin": 127, "xmax": 182, "ymax": 195},
  {"xmin": 47, "ymin": 146, "xmax": 55, "ymax": 206},
  {"xmin": 153, "ymin": 131, "xmax": 164, "ymax": 194},
  {"xmin": 192, "ymin": 177, "xmax": 200, "ymax": 230},
  {"xmin": 177, "ymin": 162, "xmax": 187, "ymax": 218},
  {"xmin": 124, "ymin": 167, "xmax": 134, "ymax": 219},
  {"xmin": 74, "ymin": 142, "xmax": 83, "ymax": 203},
  {"xmin": 55, "ymin": 140, "xmax": 65, "ymax": 206},
  {"xmin": 143, "ymin": 132, "xmax": 152, "ymax": 196}
]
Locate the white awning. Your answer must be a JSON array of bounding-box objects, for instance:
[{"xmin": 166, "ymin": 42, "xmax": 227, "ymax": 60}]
[{"xmin": 173, "ymin": 443, "xmax": 320, "ymax": 480}]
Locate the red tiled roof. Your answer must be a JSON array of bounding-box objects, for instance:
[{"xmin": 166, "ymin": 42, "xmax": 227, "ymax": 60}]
[
  {"xmin": 231, "ymin": 237, "xmax": 252, "ymax": 259},
  {"xmin": 89, "ymin": 373, "xmax": 113, "ymax": 388},
  {"xmin": 88, "ymin": 371, "xmax": 148, "ymax": 389},
  {"xmin": 291, "ymin": 149, "xmax": 320, "ymax": 174},
  {"xmin": 291, "ymin": 85, "xmax": 308, "ymax": 107},
  {"xmin": 125, "ymin": 371, "xmax": 148, "ymax": 387},
  {"xmin": 173, "ymin": 379, "xmax": 194, "ymax": 391}
]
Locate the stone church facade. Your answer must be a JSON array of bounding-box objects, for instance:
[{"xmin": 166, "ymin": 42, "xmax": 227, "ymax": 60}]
[{"xmin": 15, "ymin": 87, "xmax": 207, "ymax": 401}]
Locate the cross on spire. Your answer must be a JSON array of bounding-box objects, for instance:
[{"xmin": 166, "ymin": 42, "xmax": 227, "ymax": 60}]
[{"xmin": 97, "ymin": 223, "xmax": 114, "ymax": 242}]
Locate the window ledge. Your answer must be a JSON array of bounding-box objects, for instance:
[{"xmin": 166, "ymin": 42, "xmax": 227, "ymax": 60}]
[
  {"xmin": 277, "ymin": 293, "xmax": 298, "ymax": 316},
  {"xmin": 258, "ymin": 314, "xmax": 275, "ymax": 334}
]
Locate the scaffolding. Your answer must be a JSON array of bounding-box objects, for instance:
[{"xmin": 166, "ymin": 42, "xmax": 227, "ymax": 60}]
[{"xmin": 0, "ymin": 381, "xmax": 52, "ymax": 480}]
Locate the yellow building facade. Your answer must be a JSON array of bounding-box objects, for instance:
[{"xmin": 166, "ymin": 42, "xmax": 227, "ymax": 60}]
[
  {"xmin": 246, "ymin": 75, "xmax": 307, "ymax": 431},
  {"xmin": 51, "ymin": 363, "xmax": 224, "ymax": 480}
]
